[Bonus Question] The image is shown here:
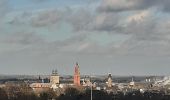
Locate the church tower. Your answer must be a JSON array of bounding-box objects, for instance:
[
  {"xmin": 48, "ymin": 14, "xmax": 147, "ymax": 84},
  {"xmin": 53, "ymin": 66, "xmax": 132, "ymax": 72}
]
[
  {"xmin": 107, "ymin": 73, "xmax": 112, "ymax": 87},
  {"xmin": 74, "ymin": 62, "xmax": 80, "ymax": 86},
  {"xmin": 50, "ymin": 69, "xmax": 60, "ymax": 85}
]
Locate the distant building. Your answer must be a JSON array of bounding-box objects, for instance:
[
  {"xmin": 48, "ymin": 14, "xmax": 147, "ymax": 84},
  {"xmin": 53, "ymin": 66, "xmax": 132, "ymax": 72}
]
[
  {"xmin": 50, "ymin": 70, "xmax": 60, "ymax": 84},
  {"xmin": 74, "ymin": 62, "xmax": 80, "ymax": 86},
  {"xmin": 82, "ymin": 76, "xmax": 91, "ymax": 86},
  {"xmin": 30, "ymin": 69, "xmax": 60, "ymax": 92},
  {"xmin": 129, "ymin": 77, "xmax": 135, "ymax": 87},
  {"xmin": 107, "ymin": 73, "xmax": 113, "ymax": 88},
  {"xmin": 154, "ymin": 76, "xmax": 170, "ymax": 86},
  {"xmin": 30, "ymin": 83, "xmax": 51, "ymax": 93}
]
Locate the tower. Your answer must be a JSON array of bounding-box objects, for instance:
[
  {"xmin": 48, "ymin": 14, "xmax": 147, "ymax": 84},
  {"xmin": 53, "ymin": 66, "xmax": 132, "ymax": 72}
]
[
  {"xmin": 74, "ymin": 62, "xmax": 80, "ymax": 86},
  {"xmin": 50, "ymin": 69, "xmax": 60, "ymax": 85},
  {"xmin": 129, "ymin": 77, "xmax": 135, "ymax": 87},
  {"xmin": 107, "ymin": 73, "xmax": 112, "ymax": 87}
]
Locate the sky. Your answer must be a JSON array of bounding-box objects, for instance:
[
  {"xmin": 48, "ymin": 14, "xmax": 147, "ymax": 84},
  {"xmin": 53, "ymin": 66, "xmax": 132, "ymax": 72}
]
[{"xmin": 1, "ymin": 0, "xmax": 170, "ymax": 75}]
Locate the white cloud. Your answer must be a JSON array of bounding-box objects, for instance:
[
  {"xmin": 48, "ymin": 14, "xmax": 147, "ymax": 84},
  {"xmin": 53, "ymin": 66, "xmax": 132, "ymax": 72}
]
[{"xmin": 126, "ymin": 10, "xmax": 150, "ymax": 23}]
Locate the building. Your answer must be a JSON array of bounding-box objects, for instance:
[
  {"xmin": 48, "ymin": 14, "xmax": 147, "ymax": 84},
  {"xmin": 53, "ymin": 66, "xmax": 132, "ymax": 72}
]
[
  {"xmin": 154, "ymin": 76, "xmax": 170, "ymax": 86},
  {"xmin": 129, "ymin": 77, "xmax": 135, "ymax": 87},
  {"xmin": 107, "ymin": 73, "xmax": 113, "ymax": 88},
  {"xmin": 30, "ymin": 83, "xmax": 51, "ymax": 93},
  {"xmin": 82, "ymin": 76, "xmax": 91, "ymax": 86},
  {"xmin": 74, "ymin": 62, "xmax": 80, "ymax": 86},
  {"xmin": 50, "ymin": 70, "xmax": 60, "ymax": 84},
  {"xmin": 30, "ymin": 69, "xmax": 60, "ymax": 92}
]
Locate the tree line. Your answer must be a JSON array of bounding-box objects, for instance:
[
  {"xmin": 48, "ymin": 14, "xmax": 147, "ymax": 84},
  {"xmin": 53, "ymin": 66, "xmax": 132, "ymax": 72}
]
[{"xmin": 0, "ymin": 84, "xmax": 170, "ymax": 100}]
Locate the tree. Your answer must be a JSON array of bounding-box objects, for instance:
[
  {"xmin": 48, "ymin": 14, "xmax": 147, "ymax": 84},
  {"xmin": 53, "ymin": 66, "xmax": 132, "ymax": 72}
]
[
  {"xmin": 0, "ymin": 88, "xmax": 8, "ymax": 100},
  {"xmin": 57, "ymin": 87, "xmax": 80, "ymax": 100},
  {"xmin": 39, "ymin": 89, "xmax": 56, "ymax": 100}
]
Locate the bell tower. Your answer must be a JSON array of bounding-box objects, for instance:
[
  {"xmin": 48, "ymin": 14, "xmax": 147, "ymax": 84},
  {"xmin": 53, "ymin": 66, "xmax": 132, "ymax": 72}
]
[
  {"xmin": 50, "ymin": 69, "xmax": 60, "ymax": 85},
  {"xmin": 107, "ymin": 73, "xmax": 112, "ymax": 87},
  {"xmin": 74, "ymin": 62, "xmax": 80, "ymax": 86}
]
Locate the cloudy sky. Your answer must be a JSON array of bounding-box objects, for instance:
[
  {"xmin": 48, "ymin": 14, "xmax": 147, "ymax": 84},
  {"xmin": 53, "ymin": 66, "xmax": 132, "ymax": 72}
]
[{"xmin": 1, "ymin": 0, "xmax": 170, "ymax": 75}]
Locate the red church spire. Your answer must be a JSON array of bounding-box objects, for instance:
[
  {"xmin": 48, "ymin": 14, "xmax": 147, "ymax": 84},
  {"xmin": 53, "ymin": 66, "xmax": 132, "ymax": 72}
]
[{"xmin": 74, "ymin": 62, "xmax": 80, "ymax": 86}]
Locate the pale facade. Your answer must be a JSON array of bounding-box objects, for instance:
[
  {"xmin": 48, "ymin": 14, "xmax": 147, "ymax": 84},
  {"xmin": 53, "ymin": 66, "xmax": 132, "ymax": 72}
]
[
  {"xmin": 50, "ymin": 70, "xmax": 60, "ymax": 84},
  {"xmin": 107, "ymin": 73, "xmax": 113, "ymax": 87}
]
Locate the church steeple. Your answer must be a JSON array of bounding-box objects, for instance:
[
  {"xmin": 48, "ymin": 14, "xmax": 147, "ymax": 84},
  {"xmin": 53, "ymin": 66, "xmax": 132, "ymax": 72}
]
[
  {"xmin": 74, "ymin": 62, "xmax": 80, "ymax": 86},
  {"xmin": 50, "ymin": 69, "xmax": 60, "ymax": 84}
]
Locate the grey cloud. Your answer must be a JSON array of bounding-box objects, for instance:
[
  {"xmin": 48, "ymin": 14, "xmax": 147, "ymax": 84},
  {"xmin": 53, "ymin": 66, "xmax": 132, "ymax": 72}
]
[
  {"xmin": 0, "ymin": 0, "xmax": 9, "ymax": 19},
  {"xmin": 98, "ymin": 0, "xmax": 170, "ymax": 13},
  {"xmin": 0, "ymin": 32, "xmax": 45, "ymax": 45},
  {"xmin": 115, "ymin": 17, "xmax": 170, "ymax": 56},
  {"xmin": 66, "ymin": 8, "xmax": 94, "ymax": 31},
  {"xmin": 67, "ymin": 9, "xmax": 123, "ymax": 33},
  {"xmin": 7, "ymin": 9, "xmax": 62, "ymax": 28},
  {"xmin": 63, "ymin": 6, "xmax": 170, "ymax": 56},
  {"xmin": 30, "ymin": 0, "xmax": 48, "ymax": 3},
  {"xmin": 7, "ymin": 7, "xmax": 122, "ymax": 33},
  {"xmin": 119, "ymin": 36, "xmax": 170, "ymax": 56},
  {"xmin": 115, "ymin": 14, "xmax": 170, "ymax": 56},
  {"xmin": 8, "ymin": 12, "xmax": 32, "ymax": 25},
  {"xmin": 30, "ymin": 9, "xmax": 63, "ymax": 27},
  {"xmin": 92, "ymin": 13, "xmax": 123, "ymax": 32},
  {"xmin": 4, "ymin": 0, "xmax": 170, "ymax": 57},
  {"xmin": 125, "ymin": 16, "xmax": 156, "ymax": 35}
]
